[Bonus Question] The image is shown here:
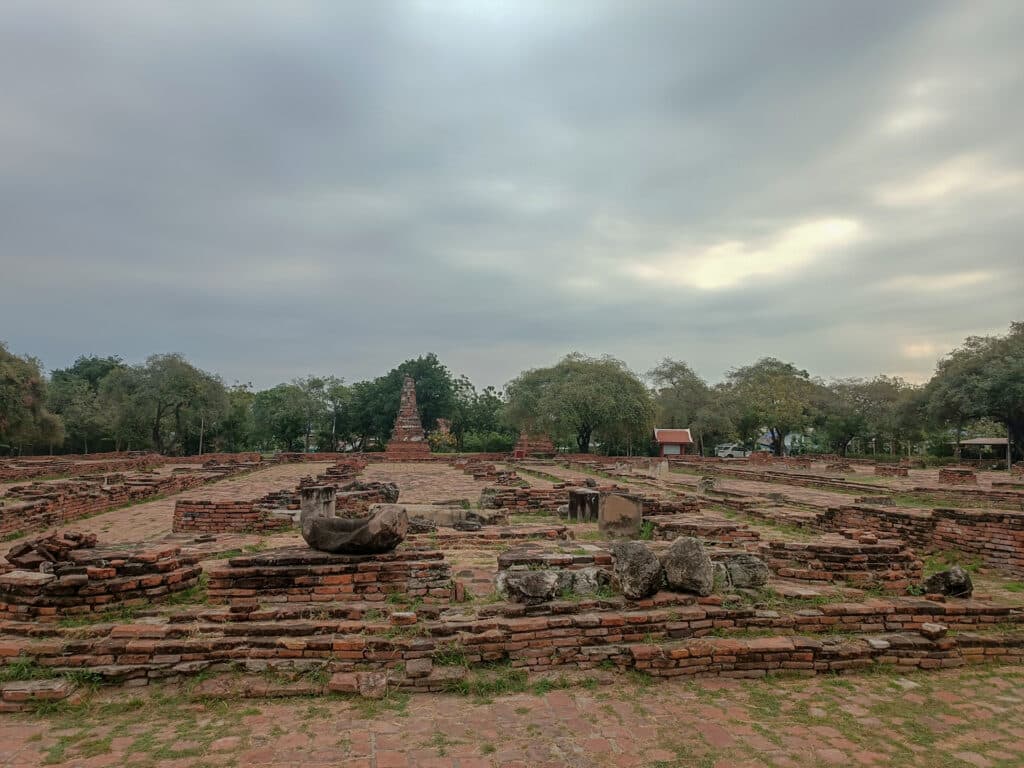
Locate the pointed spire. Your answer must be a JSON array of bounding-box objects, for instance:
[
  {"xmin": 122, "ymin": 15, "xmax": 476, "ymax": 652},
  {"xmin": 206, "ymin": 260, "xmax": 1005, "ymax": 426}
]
[{"xmin": 385, "ymin": 375, "xmax": 431, "ymax": 456}]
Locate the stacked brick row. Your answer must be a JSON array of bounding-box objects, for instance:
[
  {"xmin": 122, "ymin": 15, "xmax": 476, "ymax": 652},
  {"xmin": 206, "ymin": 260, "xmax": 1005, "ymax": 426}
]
[
  {"xmin": 938, "ymin": 468, "xmax": 978, "ymax": 485},
  {"xmin": 0, "ymin": 453, "xmax": 162, "ymax": 482},
  {"xmin": 0, "ymin": 470, "xmax": 242, "ymax": 539},
  {"xmin": 647, "ymin": 517, "xmax": 761, "ymax": 545},
  {"xmin": 758, "ymin": 538, "xmax": 922, "ymax": 591},
  {"xmin": 3, "ymin": 596, "xmax": 1021, "ymax": 685},
  {"xmin": 480, "ymin": 487, "xmax": 568, "ymax": 512},
  {"xmin": 206, "ymin": 546, "xmax": 454, "ymax": 608},
  {"xmin": 171, "ymin": 452, "xmax": 261, "ymax": 465},
  {"xmin": 0, "ymin": 544, "xmax": 201, "ymax": 621},
  {"xmin": 172, "ymin": 499, "xmax": 292, "ymax": 534},
  {"xmin": 932, "ymin": 508, "xmax": 1024, "ymax": 575},
  {"xmin": 451, "ymin": 459, "xmax": 522, "ymax": 486},
  {"xmin": 874, "ymin": 464, "xmax": 909, "ymax": 477},
  {"xmin": 825, "ymin": 505, "xmax": 936, "ymax": 549}
]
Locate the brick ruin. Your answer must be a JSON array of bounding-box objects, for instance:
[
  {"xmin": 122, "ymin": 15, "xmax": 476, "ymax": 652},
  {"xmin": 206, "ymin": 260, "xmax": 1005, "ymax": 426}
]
[
  {"xmin": 384, "ymin": 375, "xmax": 431, "ymax": 457},
  {"xmin": 0, "ymin": 542, "xmax": 201, "ymax": 622},
  {"xmin": 513, "ymin": 431, "xmax": 556, "ymax": 457},
  {"xmin": 0, "ymin": 461, "xmax": 253, "ymax": 539},
  {"xmin": 2, "ymin": 449, "xmax": 1024, "ymax": 705}
]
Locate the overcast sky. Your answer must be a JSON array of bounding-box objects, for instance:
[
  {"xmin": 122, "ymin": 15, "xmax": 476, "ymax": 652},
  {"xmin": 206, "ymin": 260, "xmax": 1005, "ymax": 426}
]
[{"xmin": 1, "ymin": 1, "xmax": 1021, "ymax": 390}]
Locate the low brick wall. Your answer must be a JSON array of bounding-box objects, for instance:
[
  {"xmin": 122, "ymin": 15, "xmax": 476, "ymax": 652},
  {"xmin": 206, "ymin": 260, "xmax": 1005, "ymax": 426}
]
[
  {"xmin": 932, "ymin": 508, "xmax": 1024, "ymax": 575},
  {"xmin": 0, "ymin": 465, "xmax": 251, "ymax": 539},
  {"xmin": 172, "ymin": 500, "xmax": 292, "ymax": 534},
  {"xmin": 939, "ymin": 468, "xmax": 978, "ymax": 485},
  {"xmin": 759, "ymin": 538, "xmax": 922, "ymax": 591},
  {"xmin": 648, "ymin": 516, "xmax": 761, "ymax": 545},
  {"xmin": 481, "ymin": 487, "xmax": 568, "ymax": 511},
  {"xmin": 874, "ymin": 464, "xmax": 909, "ymax": 477},
  {"xmin": 207, "ymin": 546, "xmax": 454, "ymax": 608},
  {"xmin": 825, "ymin": 505, "xmax": 936, "ymax": 549},
  {"xmin": 2, "ymin": 595, "xmax": 1022, "ymax": 687},
  {"xmin": 0, "ymin": 453, "xmax": 163, "ymax": 482},
  {"xmin": 0, "ymin": 544, "xmax": 201, "ymax": 621}
]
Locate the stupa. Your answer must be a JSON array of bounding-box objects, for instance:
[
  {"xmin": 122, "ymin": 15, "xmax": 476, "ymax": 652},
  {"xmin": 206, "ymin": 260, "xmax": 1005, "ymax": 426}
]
[{"xmin": 385, "ymin": 375, "xmax": 431, "ymax": 457}]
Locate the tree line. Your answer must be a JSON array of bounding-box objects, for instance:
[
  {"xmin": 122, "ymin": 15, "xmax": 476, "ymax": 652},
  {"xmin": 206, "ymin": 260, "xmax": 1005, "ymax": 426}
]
[{"xmin": 1, "ymin": 322, "xmax": 1021, "ymax": 461}]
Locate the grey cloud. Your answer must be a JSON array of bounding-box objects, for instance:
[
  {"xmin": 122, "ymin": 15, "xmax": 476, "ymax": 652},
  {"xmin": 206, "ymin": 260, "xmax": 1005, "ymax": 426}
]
[{"xmin": 1, "ymin": 0, "xmax": 1021, "ymax": 389}]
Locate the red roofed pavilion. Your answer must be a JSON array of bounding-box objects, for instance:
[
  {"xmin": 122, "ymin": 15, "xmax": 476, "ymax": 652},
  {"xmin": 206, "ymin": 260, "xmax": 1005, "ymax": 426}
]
[{"xmin": 654, "ymin": 428, "xmax": 694, "ymax": 457}]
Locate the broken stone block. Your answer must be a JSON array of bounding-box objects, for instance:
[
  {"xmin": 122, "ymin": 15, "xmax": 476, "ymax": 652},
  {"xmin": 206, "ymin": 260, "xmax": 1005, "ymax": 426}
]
[
  {"xmin": 496, "ymin": 569, "xmax": 561, "ymax": 604},
  {"xmin": 405, "ymin": 657, "xmax": 433, "ymax": 679},
  {"xmin": 661, "ymin": 536, "xmax": 714, "ymax": 596},
  {"xmin": 922, "ymin": 566, "xmax": 973, "ymax": 598},
  {"xmin": 612, "ymin": 541, "xmax": 663, "ymax": 600}
]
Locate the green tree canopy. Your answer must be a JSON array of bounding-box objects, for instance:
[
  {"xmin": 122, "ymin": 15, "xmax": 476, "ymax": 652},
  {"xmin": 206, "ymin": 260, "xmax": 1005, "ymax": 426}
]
[
  {"xmin": 506, "ymin": 353, "xmax": 654, "ymax": 454},
  {"xmin": 348, "ymin": 354, "xmax": 458, "ymax": 447},
  {"xmin": 0, "ymin": 342, "xmax": 64, "ymax": 453},
  {"xmin": 725, "ymin": 357, "xmax": 819, "ymax": 456},
  {"xmin": 925, "ymin": 323, "xmax": 1024, "ymax": 460},
  {"xmin": 649, "ymin": 358, "xmax": 735, "ymax": 454}
]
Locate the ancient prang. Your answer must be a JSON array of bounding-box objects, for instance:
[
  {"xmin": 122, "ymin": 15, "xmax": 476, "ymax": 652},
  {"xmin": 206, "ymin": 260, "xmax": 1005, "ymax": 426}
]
[{"xmin": 385, "ymin": 375, "xmax": 431, "ymax": 457}]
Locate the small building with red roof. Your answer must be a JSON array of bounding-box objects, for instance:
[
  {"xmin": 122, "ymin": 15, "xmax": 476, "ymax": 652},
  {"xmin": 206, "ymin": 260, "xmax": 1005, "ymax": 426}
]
[{"xmin": 654, "ymin": 428, "xmax": 694, "ymax": 457}]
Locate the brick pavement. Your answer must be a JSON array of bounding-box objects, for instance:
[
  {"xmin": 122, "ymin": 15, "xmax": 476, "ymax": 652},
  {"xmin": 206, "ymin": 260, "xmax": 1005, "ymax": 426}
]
[
  {"xmin": 2, "ymin": 665, "xmax": 1022, "ymax": 767},
  {"xmin": 1, "ymin": 462, "xmax": 331, "ymax": 556}
]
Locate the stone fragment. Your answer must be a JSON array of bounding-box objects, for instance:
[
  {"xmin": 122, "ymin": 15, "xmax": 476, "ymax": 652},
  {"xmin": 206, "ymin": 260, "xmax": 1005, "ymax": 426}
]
[
  {"xmin": 357, "ymin": 670, "xmax": 388, "ymax": 699},
  {"xmin": 452, "ymin": 519, "xmax": 482, "ymax": 532},
  {"xmin": 660, "ymin": 536, "xmax": 714, "ymax": 596},
  {"xmin": 496, "ymin": 569, "xmax": 561, "ymax": 604},
  {"xmin": 570, "ymin": 567, "xmax": 612, "ymax": 596},
  {"xmin": 301, "ymin": 501, "xmax": 408, "ymax": 555},
  {"xmin": 328, "ymin": 672, "xmax": 358, "ymax": 693},
  {"xmin": 720, "ymin": 553, "xmax": 771, "ymax": 589},
  {"xmin": 405, "ymin": 657, "xmax": 433, "ymax": 678},
  {"xmin": 612, "ymin": 541, "xmax": 663, "ymax": 600},
  {"xmin": 922, "ymin": 566, "xmax": 973, "ymax": 598},
  {"xmin": 920, "ymin": 622, "xmax": 948, "ymax": 640}
]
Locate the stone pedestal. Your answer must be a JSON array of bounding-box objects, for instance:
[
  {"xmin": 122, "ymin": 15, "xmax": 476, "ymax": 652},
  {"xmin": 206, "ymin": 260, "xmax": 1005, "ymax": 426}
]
[{"xmin": 598, "ymin": 493, "xmax": 643, "ymax": 538}]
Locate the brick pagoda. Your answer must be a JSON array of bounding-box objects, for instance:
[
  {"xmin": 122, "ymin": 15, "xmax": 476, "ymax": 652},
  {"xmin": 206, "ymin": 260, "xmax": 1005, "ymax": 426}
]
[{"xmin": 385, "ymin": 375, "xmax": 431, "ymax": 457}]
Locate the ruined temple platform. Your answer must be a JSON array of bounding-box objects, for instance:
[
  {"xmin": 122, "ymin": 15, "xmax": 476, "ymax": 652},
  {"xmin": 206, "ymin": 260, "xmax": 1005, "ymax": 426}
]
[{"xmin": 207, "ymin": 545, "xmax": 454, "ymax": 607}]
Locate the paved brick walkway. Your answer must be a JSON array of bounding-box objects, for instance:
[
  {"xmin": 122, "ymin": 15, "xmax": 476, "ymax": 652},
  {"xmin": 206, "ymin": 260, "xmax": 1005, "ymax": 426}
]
[
  {"xmin": 362, "ymin": 462, "xmax": 493, "ymax": 504},
  {"xmin": 3, "ymin": 666, "xmax": 1022, "ymax": 767},
  {"xmin": 1, "ymin": 462, "xmax": 331, "ymax": 555}
]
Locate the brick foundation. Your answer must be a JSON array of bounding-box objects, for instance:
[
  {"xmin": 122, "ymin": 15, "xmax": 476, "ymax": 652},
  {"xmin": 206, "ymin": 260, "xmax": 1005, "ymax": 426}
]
[
  {"xmin": 759, "ymin": 538, "xmax": 922, "ymax": 591},
  {"xmin": 0, "ymin": 544, "xmax": 201, "ymax": 621},
  {"xmin": 207, "ymin": 546, "xmax": 454, "ymax": 608}
]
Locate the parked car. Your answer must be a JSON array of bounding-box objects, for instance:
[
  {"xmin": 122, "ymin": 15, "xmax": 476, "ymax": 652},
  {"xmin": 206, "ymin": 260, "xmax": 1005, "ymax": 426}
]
[{"xmin": 715, "ymin": 444, "xmax": 750, "ymax": 458}]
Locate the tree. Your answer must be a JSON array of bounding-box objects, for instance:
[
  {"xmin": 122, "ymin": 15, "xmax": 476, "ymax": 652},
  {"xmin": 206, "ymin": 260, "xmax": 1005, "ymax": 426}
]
[
  {"xmin": 94, "ymin": 354, "xmax": 227, "ymax": 455},
  {"xmin": 216, "ymin": 384, "xmax": 256, "ymax": 452},
  {"xmin": 348, "ymin": 354, "xmax": 458, "ymax": 447},
  {"xmin": 0, "ymin": 342, "xmax": 64, "ymax": 453},
  {"xmin": 926, "ymin": 323, "xmax": 1024, "ymax": 462},
  {"xmin": 48, "ymin": 356, "xmax": 125, "ymax": 453},
  {"xmin": 449, "ymin": 376, "xmax": 516, "ymax": 451},
  {"xmin": 506, "ymin": 353, "xmax": 654, "ymax": 454},
  {"xmin": 725, "ymin": 358, "xmax": 818, "ymax": 456},
  {"xmin": 649, "ymin": 358, "xmax": 734, "ymax": 454},
  {"xmin": 252, "ymin": 384, "xmax": 309, "ymax": 451}
]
